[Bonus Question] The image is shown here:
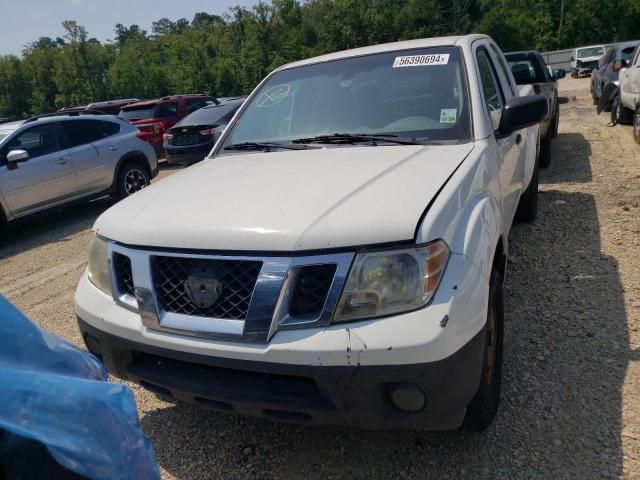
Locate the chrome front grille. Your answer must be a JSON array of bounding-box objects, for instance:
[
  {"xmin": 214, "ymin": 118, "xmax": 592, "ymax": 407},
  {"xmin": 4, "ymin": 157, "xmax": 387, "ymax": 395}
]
[
  {"xmin": 151, "ymin": 256, "xmax": 262, "ymax": 320},
  {"xmin": 107, "ymin": 244, "xmax": 354, "ymax": 343}
]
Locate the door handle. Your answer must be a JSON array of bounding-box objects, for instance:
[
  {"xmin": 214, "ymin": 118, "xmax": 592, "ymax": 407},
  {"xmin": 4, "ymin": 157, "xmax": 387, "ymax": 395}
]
[
  {"xmin": 107, "ymin": 145, "xmax": 117, "ymax": 151},
  {"xmin": 55, "ymin": 156, "xmax": 70, "ymax": 165},
  {"xmin": 515, "ymin": 133, "xmax": 522, "ymax": 145}
]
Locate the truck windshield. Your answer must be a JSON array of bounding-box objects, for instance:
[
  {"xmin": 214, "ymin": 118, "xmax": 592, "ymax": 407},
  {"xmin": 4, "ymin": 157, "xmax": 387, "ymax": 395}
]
[
  {"xmin": 222, "ymin": 46, "xmax": 470, "ymax": 149},
  {"xmin": 577, "ymin": 47, "xmax": 604, "ymax": 58}
]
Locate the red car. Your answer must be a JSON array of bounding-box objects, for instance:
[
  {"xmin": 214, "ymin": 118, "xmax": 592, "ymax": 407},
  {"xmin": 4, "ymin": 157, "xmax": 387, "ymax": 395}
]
[{"xmin": 119, "ymin": 95, "xmax": 218, "ymax": 155}]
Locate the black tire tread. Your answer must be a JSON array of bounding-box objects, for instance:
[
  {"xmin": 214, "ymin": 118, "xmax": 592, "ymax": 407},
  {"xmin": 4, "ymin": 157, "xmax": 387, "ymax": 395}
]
[
  {"xmin": 463, "ymin": 267, "xmax": 504, "ymax": 432},
  {"xmin": 116, "ymin": 161, "xmax": 150, "ymax": 199},
  {"xmin": 539, "ymin": 133, "xmax": 552, "ymax": 168}
]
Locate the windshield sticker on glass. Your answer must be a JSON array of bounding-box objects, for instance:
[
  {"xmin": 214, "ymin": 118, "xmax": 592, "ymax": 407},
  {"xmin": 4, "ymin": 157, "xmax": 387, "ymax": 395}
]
[
  {"xmin": 440, "ymin": 109, "xmax": 457, "ymax": 124},
  {"xmin": 256, "ymin": 84, "xmax": 291, "ymax": 108},
  {"xmin": 393, "ymin": 54, "xmax": 450, "ymax": 68}
]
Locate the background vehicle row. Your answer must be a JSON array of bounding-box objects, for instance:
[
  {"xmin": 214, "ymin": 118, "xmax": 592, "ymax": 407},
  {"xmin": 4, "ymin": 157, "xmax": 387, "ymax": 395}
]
[{"xmin": 0, "ymin": 114, "xmax": 157, "ymax": 224}]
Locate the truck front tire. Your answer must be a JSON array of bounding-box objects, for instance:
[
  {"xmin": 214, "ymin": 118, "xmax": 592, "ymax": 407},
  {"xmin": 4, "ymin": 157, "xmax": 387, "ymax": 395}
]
[{"xmin": 463, "ymin": 267, "xmax": 504, "ymax": 431}]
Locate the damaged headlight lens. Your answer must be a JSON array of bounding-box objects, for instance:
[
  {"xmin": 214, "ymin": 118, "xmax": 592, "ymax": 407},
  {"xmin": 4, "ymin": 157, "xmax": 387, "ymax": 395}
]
[
  {"xmin": 87, "ymin": 235, "xmax": 112, "ymax": 295},
  {"xmin": 334, "ymin": 240, "xmax": 449, "ymax": 322}
]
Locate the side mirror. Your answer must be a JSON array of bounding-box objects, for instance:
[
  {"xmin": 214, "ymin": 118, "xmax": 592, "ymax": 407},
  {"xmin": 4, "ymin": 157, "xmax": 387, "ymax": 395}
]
[
  {"xmin": 613, "ymin": 59, "xmax": 628, "ymax": 72},
  {"xmin": 499, "ymin": 95, "xmax": 549, "ymax": 135},
  {"xmin": 552, "ymin": 68, "xmax": 566, "ymax": 80},
  {"xmin": 7, "ymin": 149, "xmax": 29, "ymax": 162}
]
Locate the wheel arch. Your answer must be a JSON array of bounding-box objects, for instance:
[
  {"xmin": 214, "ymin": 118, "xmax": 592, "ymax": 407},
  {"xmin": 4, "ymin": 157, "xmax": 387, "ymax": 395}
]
[{"xmin": 111, "ymin": 151, "xmax": 151, "ymax": 191}]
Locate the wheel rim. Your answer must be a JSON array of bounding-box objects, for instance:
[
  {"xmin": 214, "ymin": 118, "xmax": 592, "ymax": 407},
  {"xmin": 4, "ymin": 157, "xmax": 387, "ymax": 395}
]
[
  {"xmin": 124, "ymin": 169, "xmax": 148, "ymax": 195},
  {"xmin": 635, "ymin": 110, "xmax": 640, "ymax": 138},
  {"xmin": 484, "ymin": 298, "xmax": 497, "ymax": 386}
]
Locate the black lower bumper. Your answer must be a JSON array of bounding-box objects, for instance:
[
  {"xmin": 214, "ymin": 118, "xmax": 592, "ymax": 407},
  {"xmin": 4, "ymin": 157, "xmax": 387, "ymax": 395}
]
[{"xmin": 77, "ymin": 318, "xmax": 485, "ymax": 430}]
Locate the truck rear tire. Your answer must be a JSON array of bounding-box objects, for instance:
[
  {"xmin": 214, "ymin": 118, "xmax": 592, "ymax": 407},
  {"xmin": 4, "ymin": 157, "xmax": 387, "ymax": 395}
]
[
  {"xmin": 539, "ymin": 133, "xmax": 551, "ymax": 168},
  {"xmin": 515, "ymin": 153, "xmax": 539, "ymax": 222},
  {"xmin": 463, "ymin": 267, "xmax": 504, "ymax": 432},
  {"xmin": 550, "ymin": 103, "xmax": 559, "ymax": 138}
]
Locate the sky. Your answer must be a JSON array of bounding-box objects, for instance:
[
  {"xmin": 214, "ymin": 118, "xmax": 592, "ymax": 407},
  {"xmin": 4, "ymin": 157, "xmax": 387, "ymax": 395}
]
[{"xmin": 0, "ymin": 0, "xmax": 257, "ymax": 56}]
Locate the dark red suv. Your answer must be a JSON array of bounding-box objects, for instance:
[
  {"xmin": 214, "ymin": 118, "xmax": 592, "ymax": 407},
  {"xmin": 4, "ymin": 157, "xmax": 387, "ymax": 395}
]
[{"xmin": 119, "ymin": 95, "xmax": 218, "ymax": 155}]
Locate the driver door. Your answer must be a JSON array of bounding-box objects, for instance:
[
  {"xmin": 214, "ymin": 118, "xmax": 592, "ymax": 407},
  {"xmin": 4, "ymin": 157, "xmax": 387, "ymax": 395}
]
[
  {"xmin": 475, "ymin": 45, "xmax": 522, "ymax": 230},
  {"xmin": 0, "ymin": 123, "xmax": 77, "ymax": 217}
]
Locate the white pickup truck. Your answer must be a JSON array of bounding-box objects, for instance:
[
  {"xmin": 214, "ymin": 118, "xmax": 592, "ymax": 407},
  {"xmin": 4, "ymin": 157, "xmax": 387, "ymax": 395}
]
[
  {"xmin": 75, "ymin": 34, "xmax": 546, "ymax": 431},
  {"xmin": 619, "ymin": 46, "xmax": 640, "ymax": 141}
]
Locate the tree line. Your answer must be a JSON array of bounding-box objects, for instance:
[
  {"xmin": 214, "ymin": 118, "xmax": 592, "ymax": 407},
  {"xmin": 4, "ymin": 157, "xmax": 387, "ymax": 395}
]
[{"xmin": 1, "ymin": 0, "xmax": 638, "ymax": 118}]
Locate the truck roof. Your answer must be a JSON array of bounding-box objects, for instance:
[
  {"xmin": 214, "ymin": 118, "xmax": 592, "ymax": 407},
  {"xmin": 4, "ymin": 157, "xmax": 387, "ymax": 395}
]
[{"xmin": 279, "ymin": 34, "xmax": 490, "ymax": 71}]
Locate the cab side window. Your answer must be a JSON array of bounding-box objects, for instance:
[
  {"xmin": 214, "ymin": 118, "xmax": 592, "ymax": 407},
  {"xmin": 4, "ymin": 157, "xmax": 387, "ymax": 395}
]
[
  {"xmin": 489, "ymin": 44, "xmax": 517, "ymax": 96},
  {"xmin": 2, "ymin": 124, "xmax": 60, "ymax": 161},
  {"xmin": 477, "ymin": 48, "xmax": 505, "ymax": 131}
]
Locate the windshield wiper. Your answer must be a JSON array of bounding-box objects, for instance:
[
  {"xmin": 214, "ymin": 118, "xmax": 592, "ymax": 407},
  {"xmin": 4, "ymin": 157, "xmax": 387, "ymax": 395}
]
[
  {"xmin": 224, "ymin": 142, "xmax": 309, "ymax": 152},
  {"xmin": 291, "ymin": 133, "xmax": 422, "ymax": 145}
]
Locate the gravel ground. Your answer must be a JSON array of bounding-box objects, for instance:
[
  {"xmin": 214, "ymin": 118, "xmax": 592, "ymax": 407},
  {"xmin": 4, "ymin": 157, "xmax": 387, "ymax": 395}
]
[{"xmin": 1, "ymin": 78, "xmax": 639, "ymax": 479}]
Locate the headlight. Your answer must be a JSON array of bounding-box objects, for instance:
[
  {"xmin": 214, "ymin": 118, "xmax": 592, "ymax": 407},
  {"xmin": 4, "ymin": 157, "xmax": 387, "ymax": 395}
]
[
  {"xmin": 87, "ymin": 235, "xmax": 112, "ymax": 295},
  {"xmin": 334, "ymin": 240, "xmax": 449, "ymax": 322}
]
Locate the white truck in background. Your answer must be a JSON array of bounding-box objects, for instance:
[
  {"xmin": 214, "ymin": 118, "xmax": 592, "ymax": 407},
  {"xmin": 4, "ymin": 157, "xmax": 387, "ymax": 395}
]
[
  {"xmin": 75, "ymin": 34, "xmax": 546, "ymax": 431},
  {"xmin": 571, "ymin": 44, "xmax": 605, "ymax": 78}
]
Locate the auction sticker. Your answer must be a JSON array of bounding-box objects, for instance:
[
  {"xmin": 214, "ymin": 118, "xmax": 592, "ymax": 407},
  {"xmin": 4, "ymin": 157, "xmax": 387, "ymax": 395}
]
[
  {"xmin": 393, "ymin": 54, "xmax": 450, "ymax": 68},
  {"xmin": 440, "ymin": 109, "xmax": 457, "ymax": 124}
]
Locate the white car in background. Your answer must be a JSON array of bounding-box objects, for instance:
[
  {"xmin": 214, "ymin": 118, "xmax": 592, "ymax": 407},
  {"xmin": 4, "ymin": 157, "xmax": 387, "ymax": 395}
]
[
  {"xmin": 571, "ymin": 44, "xmax": 605, "ymax": 78},
  {"xmin": 75, "ymin": 34, "xmax": 546, "ymax": 431},
  {"xmin": 619, "ymin": 46, "xmax": 640, "ymax": 142}
]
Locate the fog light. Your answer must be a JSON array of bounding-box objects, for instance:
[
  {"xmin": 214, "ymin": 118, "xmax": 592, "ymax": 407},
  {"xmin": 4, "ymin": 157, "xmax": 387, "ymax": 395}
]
[{"xmin": 387, "ymin": 383, "xmax": 426, "ymax": 412}]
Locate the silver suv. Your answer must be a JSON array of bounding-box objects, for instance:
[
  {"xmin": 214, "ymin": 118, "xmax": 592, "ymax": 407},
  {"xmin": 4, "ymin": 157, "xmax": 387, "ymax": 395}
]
[{"xmin": 0, "ymin": 114, "xmax": 157, "ymax": 224}]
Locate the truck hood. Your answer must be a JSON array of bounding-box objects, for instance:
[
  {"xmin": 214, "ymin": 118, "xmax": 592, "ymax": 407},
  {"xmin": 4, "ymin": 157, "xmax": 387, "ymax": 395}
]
[{"xmin": 95, "ymin": 144, "xmax": 474, "ymax": 251}]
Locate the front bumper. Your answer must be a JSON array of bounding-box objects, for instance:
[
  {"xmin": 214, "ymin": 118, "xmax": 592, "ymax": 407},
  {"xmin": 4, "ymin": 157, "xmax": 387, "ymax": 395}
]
[
  {"xmin": 78, "ymin": 317, "xmax": 485, "ymax": 430},
  {"xmin": 74, "ymin": 249, "xmax": 489, "ymax": 429}
]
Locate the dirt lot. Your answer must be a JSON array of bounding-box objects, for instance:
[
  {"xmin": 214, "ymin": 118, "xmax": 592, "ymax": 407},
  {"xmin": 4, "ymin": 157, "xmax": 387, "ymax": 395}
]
[{"xmin": 1, "ymin": 78, "xmax": 639, "ymax": 479}]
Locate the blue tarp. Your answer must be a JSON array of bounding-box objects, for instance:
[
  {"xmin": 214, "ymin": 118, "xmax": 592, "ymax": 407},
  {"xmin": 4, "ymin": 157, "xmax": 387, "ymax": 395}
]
[{"xmin": 0, "ymin": 295, "xmax": 160, "ymax": 479}]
